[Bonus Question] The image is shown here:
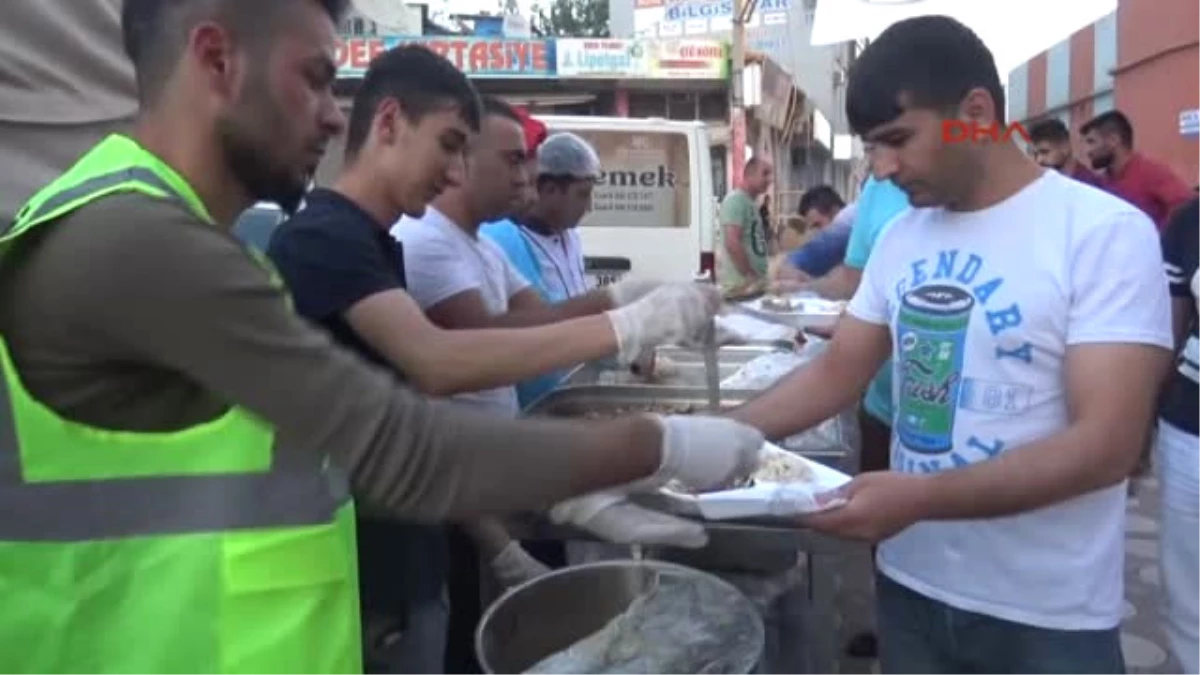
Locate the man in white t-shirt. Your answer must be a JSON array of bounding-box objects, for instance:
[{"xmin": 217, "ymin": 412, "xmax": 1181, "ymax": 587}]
[
  {"xmin": 394, "ymin": 202, "xmax": 535, "ymax": 414},
  {"xmin": 394, "ymin": 96, "xmax": 717, "ymax": 656},
  {"xmin": 733, "ymin": 16, "xmax": 1173, "ymax": 673},
  {"xmin": 395, "ymin": 100, "xmax": 680, "ymax": 417}
]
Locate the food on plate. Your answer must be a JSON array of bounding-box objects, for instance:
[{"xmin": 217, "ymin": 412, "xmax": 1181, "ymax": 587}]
[
  {"xmin": 572, "ymin": 402, "xmax": 733, "ymax": 419},
  {"xmin": 754, "ymin": 449, "xmax": 815, "ymax": 483},
  {"xmin": 664, "ymin": 447, "xmax": 814, "ymax": 494},
  {"xmin": 759, "ymin": 294, "xmax": 798, "ymax": 312},
  {"xmin": 628, "ymin": 354, "xmax": 681, "ymax": 382}
]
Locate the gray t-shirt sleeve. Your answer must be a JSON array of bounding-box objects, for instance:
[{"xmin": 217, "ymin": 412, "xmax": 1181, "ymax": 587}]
[{"xmin": 0, "ymin": 194, "xmax": 645, "ymax": 521}]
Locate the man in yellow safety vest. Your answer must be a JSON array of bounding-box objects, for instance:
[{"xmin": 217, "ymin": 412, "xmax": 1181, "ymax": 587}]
[{"xmin": 0, "ymin": 0, "xmax": 763, "ymax": 671}]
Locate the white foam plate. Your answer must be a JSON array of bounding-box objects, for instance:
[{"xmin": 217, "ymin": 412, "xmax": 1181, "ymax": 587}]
[
  {"xmin": 714, "ymin": 312, "xmax": 798, "ymax": 343},
  {"xmin": 655, "ymin": 443, "xmax": 852, "ymax": 520},
  {"xmin": 737, "ymin": 294, "xmax": 847, "ymax": 330}
]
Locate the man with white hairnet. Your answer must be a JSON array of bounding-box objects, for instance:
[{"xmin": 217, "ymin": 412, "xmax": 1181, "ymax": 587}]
[
  {"xmin": 482, "ymin": 131, "xmax": 602, "ymax": 406},
  {"xmin": 483, "ymin": 132, "xmax": 599, "ymax": 302}
]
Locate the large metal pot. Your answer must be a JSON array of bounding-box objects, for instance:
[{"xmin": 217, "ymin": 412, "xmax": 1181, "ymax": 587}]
[{"xmin": 476, "ymin": 560, "xmax": 765, "ymax": 674}]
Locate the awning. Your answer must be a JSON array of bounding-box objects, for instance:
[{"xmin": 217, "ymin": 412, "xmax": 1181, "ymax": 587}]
[{"xmin": 810, "ymin": 0, "xmax": 1118, "ymax": 76}]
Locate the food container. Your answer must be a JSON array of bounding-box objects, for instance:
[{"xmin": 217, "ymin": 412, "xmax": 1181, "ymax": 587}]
[
  {"xmin": 523, "ymin": 385, "xmax": 761, "ymax": 419},
  {"xmin": 556, "ymin": 344, "xmax": 793, "ymax": 390},
  {"xmin": 525, "ymin": 386, "xmax": 855, "ymax": 471},
  {"xmin": 736, "ymin": 292, "xmax": 847, "ymax": 330},
  {"xmin": 715, "ymin": 311, "xmax": 799, "ymax": 343},
  {"xmin": 476, "ymin": 560, "xmax": 764, "ymax": 674},
  {"xmin": 641, "ymin": 443, "xmax": 852, "ymax": 522}
]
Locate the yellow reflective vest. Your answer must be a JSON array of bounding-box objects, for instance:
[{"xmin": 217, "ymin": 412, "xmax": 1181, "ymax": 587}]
[{"xmin": 0, "ymin": 134, "xmax": 362, "ymax": 673}]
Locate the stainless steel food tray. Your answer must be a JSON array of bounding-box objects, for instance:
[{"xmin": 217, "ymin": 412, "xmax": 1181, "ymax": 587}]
[
  {"xmin": 524, "ymin": 385, "xmax": 762, "ymax": 417},
  {"xmin": 559, "ymin": 344, "xmax": 793, "ymax": 390},
  {"xmin": 524, "ymin": 385, "xmax": 857, "ymax": 473}
]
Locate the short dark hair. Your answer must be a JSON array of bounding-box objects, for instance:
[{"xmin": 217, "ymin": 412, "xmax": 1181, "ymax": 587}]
[
  {"xmin": 1027, "ymin": 118, "xmax": 1071, "ymax": 144},
  {"xmin": 480, "ymin": 96, "xmax": 522, "ymax": 124},
  {"xmin": 798, "ymin": 185, "xmax": 845, "ymax": 216},
  {"xmin": 121, "ymin": 0, "xmax": 348, "ymax": 105},
  {"xmin": 846, "ymin": 15, "xmax": 1006, "ymax": 136},
  {"xmin": 1081, "ymin": 110, "xmax": 1134, "ymax": 148},
  {"xmin": 344, "ymin": 45, "xmax": 482, "ymax": 161}
]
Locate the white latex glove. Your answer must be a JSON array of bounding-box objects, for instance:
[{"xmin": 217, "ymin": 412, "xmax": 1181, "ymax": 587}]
[
  {"xmin": 489, "ymin": 541, "xmax": 552, "ymax": 589},
  {"xmin": 641, "ymin": 414, "xmax": 763, "ymax": 492},
  {"xmin": 628, "ymin": 348, "xmax": 657, "ymax": 378},
  {"xmin": 550, "ymin": 493, "xmax": 709, "ymax": 548},
  {"xmin": 606, "ymin": 283, "xmax": 721, "ymax": 365},
  {"xmin": 605, "ymin": 277, "xmax": 662, "ymax": 307}
]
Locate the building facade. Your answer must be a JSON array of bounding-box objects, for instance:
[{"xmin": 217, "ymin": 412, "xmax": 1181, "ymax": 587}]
[
  {"xmin": 610, "ymin": 0, "xmax": 863, "ymax": 203},
  {"xmin": 1008, "ymin": 0, "xmax": 1198, "ymax": 184}
]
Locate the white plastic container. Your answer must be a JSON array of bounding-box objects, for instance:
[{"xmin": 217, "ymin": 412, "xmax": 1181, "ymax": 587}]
[
  {"xmin": 653, "ymin": 444, "xmax": 852, "ymax": 521},
  {"xmin": 735, "ymin": 293, "xmax": 847, "ymax": 330}
]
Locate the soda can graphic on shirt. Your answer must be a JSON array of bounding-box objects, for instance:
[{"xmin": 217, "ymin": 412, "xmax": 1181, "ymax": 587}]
[{"xmin": 895, "ymin": 284, "xmax": 975, "ymax": 454}]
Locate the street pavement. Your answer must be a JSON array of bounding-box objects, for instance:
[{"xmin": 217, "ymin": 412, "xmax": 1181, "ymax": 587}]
[{"xmin": 828, "ymin": 473, "xmax": 1183, "ymax": 674}]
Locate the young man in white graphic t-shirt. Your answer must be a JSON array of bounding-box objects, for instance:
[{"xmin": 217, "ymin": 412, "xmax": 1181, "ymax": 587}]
[{"xmin": 733, "ymin": 16, "xmax": 1173, "ymax": 673}]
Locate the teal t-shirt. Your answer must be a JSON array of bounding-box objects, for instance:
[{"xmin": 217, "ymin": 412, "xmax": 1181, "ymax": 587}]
[
  {"xmin": 479, "ymin": 219, "xmax": 571, "ymax": 408},
  {"xmin": 844, "ymin": 177, "xmax": 910, "ymax": 424}
]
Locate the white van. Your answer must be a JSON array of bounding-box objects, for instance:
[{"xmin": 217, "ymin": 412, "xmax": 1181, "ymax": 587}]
[
  {"xmin": 232, "ymin": 201, "xmax": 285, "ymax": 252},
  {"xmin": 538, "ymin": 115, "xmax": 716, "ymax": 285}
]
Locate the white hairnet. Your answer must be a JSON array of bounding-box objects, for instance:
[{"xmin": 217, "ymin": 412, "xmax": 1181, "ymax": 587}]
[{"xmin": 537, "ymin": 132, "xmax": 601, "ymax": 179}]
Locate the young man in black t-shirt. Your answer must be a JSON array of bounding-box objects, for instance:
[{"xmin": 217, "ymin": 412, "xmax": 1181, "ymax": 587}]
[
  {"xmin": 1157, "ymin": 196, "xmax": 1198, "ymax": 674},
  {"xmin": 267, "ymin": 45, "xmax": 746, "ymax": 673}
]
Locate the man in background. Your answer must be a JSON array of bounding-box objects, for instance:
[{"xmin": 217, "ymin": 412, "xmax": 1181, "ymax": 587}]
[
  {"xmin": 1028, "ymin": 117, "xmax": 1102, "ymax": 187},
  {"xmin": 717, "ymin": 157, "xmax": 774, "ymax": 295},
  {"xmin": 771, "ymin": 185, "xmax": 855, "ymax": 286},
  {"xmin": 798, "ymin": 184, "xmax": 847, "ymax": 229},
  {"xmin": 1082, "ymin": 110, "xmax": 1193, "ymax": 230}
]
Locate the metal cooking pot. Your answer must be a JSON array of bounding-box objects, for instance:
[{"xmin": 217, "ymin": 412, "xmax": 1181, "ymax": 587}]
[{"xmin": 475, "ymin": 559, "xmax": 765, "ymax": 674}]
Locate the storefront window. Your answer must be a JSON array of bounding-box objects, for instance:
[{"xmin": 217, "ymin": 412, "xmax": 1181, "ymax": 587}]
[{"xmin": 569, "ymin": 129, "xmax": 691, "ymax": 229}]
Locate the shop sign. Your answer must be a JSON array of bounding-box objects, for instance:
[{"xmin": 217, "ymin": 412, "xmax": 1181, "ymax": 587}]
[
  {"xmin": 662, "ymin": 0, "xmax": 789, "ymax": 21},
  {"xmin": 337, "ymin": 36, "xmax": 554, "ymax": 78},
  {"xmin": 556, "ymin": 39, "xmax": 648, "ymax": 78},
  {"xmin": 646, "ymin": 0, "xmax": 788, "ymax": 34},
  {"xmin": 647, "ymin": 39, "xmax": 729, "ymax": 79}
]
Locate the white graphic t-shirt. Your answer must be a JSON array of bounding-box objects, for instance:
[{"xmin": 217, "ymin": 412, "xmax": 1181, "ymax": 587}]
[{"xmin": 847, "ymin": 170, "xmax": 1173, "ymax": 630}]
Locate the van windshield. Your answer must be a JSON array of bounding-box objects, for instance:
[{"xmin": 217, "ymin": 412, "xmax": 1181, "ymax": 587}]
[{"xmin": 568, "ymin": 129, "xmax": 691, "ymax": 229}]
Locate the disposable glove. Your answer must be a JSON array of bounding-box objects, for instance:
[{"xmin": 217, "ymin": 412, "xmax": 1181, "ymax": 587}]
[
  {"xmin": 605, "ymin": 277, "xmax": 662, "ymax": 307},
  {"xmin": 639, "ymin": 413, "xmax": 763, "ymax": 492},
  {"xmin": 549, "ymin": 493, "xmax": 709, "ymax": 549},
  {"xmin": 606, "ymin": 283, "xmax": 721, "ymax": 365},
  {"xmin": 489, "ymin": 541, "xmax": 552, "ymax": 589}
]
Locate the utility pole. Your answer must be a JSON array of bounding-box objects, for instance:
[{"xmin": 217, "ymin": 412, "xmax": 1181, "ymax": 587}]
[{"xmin": 728, "ymin": 0, "xmax": 758, "ymax": 190}]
